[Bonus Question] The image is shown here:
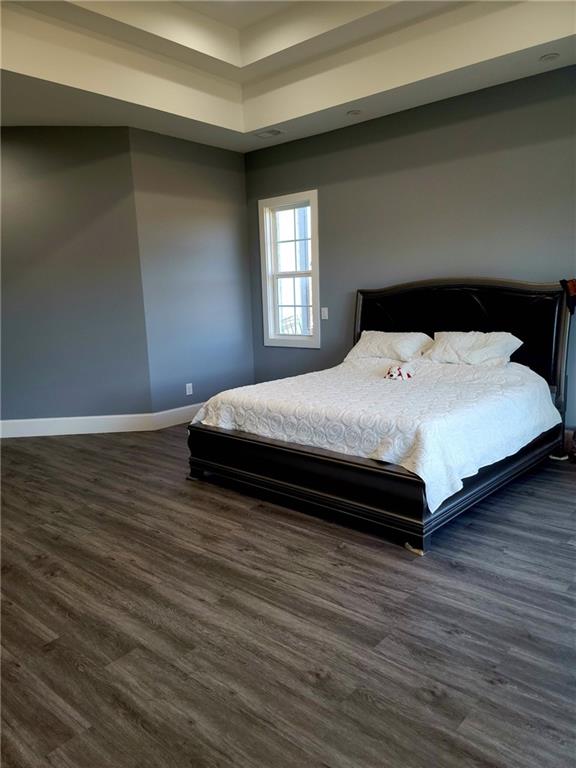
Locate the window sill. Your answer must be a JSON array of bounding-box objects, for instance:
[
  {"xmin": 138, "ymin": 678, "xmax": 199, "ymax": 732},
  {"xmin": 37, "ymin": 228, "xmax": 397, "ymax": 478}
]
[{"xmin": 264, "ymin": 335, "xmax": 321, "ymax": 349}]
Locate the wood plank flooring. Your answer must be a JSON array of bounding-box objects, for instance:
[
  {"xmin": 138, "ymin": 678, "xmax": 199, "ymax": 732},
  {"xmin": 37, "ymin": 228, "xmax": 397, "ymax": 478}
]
[{"xmin": 1, "ymin": 425, "xmax": 575, "ymax": 768}]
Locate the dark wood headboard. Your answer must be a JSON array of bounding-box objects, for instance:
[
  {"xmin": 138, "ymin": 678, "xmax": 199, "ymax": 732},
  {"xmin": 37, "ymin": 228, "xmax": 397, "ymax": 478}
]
[{"xmin": 354, "ymin": 278, "xmax": 571, "ymax": 415}]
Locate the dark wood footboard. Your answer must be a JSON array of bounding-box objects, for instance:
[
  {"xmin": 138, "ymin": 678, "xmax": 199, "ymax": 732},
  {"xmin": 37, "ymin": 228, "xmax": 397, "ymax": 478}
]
[{"xmin": 188, "ymin": 422, "xmax": 563, "ymax": 552}]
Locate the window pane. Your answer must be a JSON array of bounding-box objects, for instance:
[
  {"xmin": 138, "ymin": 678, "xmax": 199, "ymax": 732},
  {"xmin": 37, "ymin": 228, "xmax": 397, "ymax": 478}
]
[
  {"xmin": 294, "ymin": 276, "xmax": 311, "ymax": 306},
  {"xmin": 294, "ymin": 305, "xmax": 312, "ymax": 335},
  {"xmin": 277, "ymin": 241, "xmax": 295, "ymax": 272},
  {"xmin": 277, "ymin": 306, "xmax": 312, "ymax": 336},
  {"xmin": 295, "ymin": 206, "xmax": 310, "ymax": 239},
  {"xmin": 275, "ymin": 208, "xmax": 295, "ymax": 241},
  {"xmin": 276, "ymin": 277, "xmax": 294, "ymax": 306},
  {"xmin": 278, "ymin": 307, "xmax": 298, "ymax": 335},
  {"xmin": 295, "ymin": 239, "xmax": 311, "ymax": 271}
]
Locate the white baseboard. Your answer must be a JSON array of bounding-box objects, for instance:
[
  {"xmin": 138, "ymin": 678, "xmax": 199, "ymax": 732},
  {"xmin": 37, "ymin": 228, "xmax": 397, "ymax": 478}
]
[{"xmin": 0, "ymin": 403, "xmax": 203, "ymax": 439}]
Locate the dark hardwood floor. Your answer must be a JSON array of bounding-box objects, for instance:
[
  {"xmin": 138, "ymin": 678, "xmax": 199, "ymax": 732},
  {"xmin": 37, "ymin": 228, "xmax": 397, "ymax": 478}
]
[{"xmin": 1, "ymin": 425, "xmax": 575, "ymax": 768}]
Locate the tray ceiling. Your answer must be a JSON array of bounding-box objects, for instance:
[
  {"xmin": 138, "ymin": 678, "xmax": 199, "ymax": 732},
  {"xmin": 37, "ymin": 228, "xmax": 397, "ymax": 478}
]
[{"xmin": 2, "ymin": 1, "xmax": 574, "ymax": 151}]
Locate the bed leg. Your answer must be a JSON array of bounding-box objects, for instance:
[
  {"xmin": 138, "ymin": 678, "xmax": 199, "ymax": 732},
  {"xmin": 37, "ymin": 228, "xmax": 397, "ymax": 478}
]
[
  {"xmin": 188, "ymin": 461, "xmax": 205, "ymax": 481},
  {"xmin": 404, "ymin": 533, "xmax": 430, "ymax": 557},
  {"xmin": 549, "ymin": 435, "xmax": 569, "ymax": 461}
]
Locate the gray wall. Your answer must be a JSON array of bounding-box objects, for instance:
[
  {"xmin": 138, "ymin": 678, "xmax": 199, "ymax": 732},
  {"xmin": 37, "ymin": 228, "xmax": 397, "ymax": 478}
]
[
  {"xmin": 129, "ymin": 129, "xmax": 254, "ymax": 411},
  {"xmin": 1, "ymin": 127, "xmax": 151, "ymax": 418},
  {"xmin": 1, "ymin": 126, "xmax": 254, "ymax": 420},
  {"xmin": 246, "ymin": 68, "xmax": 576, "ymax": 425}
]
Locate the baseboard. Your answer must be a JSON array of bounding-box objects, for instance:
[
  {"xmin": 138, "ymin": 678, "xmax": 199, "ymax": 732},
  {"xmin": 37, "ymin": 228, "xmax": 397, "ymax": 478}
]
[{"xmin": 0, "ymin": 403, "xmax": 203, "ymax": 439}]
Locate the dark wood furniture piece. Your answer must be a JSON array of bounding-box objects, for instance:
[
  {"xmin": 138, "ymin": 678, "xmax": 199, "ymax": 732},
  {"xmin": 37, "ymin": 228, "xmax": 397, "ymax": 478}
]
[{"xmin": 188, "ymin": 279, "xmax": 571, "ymax": 552}]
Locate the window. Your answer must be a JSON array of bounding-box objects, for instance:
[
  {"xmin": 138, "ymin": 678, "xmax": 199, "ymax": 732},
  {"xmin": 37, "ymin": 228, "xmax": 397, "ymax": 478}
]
[{"xmin": 259, "ymin": 190, "xmax": 320, "ymax": 348}]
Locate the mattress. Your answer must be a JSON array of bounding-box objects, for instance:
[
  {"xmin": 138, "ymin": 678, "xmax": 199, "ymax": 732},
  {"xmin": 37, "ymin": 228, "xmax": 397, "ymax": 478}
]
[{"xmin": 192, "ymin": 358, "xmax": 561, "ymax": 512}]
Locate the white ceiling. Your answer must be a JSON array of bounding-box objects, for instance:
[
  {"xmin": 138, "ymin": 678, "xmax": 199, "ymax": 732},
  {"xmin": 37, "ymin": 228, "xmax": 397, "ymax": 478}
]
[
  {"xmin": 183, "ymin": 1, "xmax": 293, "ymax": 31},
  {"xmin": 1, "ymin": 1, "xmax": 574, "ymax": 152}
]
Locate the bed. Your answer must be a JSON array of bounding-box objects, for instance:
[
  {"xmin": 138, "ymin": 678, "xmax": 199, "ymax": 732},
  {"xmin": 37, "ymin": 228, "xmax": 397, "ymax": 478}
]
[{"xmin": 187, "ymin": 279, "xmax": 571, "ymax": 553}]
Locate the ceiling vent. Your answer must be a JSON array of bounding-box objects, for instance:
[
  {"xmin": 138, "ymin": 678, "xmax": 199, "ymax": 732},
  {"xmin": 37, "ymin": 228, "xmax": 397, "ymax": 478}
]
[{"xmin": 255, "ymin": 129, "xmax": 283, "ymax": 139}]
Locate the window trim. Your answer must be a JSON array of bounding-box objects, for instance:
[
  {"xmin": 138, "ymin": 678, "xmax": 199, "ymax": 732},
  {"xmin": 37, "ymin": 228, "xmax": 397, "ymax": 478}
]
[{"xmin": 258, "ymin": 189, "xmax": 320, "ymax": 349}]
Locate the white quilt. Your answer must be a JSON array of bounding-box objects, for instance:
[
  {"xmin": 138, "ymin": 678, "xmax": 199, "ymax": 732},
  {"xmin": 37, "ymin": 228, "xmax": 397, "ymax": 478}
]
[{"xmin": 192, "ymin": 359, "xmax": 561, "ymax": 512}]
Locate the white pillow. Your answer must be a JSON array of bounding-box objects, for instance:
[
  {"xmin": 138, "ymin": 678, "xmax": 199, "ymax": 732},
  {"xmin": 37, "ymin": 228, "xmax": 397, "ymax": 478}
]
[
  {"xmin": 424, "ymin": 331, "xmax": 522, "ymax": 366},
  {"xmin": 345, "ymin": 331, "xmax": 433, "ymax": 362}
]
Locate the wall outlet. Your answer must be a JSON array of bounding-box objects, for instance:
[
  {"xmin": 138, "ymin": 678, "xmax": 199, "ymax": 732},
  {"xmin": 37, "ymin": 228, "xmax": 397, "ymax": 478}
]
[
  {"xmin": 185, "ymin": 383, "xmax": 194, "ymax": 396},
  {"xmin": 321, "ymin": 307, "xmax": 329, "ymax": 320}
]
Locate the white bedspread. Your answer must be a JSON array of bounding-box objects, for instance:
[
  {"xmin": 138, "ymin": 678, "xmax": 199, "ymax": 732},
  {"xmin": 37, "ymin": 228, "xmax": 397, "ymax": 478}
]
[{"xmin": 192, "ymin": 359, "xmax": 561, "ymax": 512}]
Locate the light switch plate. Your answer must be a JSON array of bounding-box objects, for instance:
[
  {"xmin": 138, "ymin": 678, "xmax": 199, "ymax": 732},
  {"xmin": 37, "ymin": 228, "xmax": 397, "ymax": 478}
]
[{"xmin": 321, "ymin": 307, "xmax": 329, "ymax": 320}]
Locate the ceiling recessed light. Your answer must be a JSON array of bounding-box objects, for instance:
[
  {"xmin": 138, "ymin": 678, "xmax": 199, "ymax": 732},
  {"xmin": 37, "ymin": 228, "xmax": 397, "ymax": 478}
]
[
  {"xmin": 539, "ymin": 52, "xmax": 560, "ymax": 63},
  {"xmin": 346, "ymin": 109, "xmax": 362, "ymax": 117},
  {"xmin": 255, "ymin": 129, "xmax": 282, "ymax": 139}
]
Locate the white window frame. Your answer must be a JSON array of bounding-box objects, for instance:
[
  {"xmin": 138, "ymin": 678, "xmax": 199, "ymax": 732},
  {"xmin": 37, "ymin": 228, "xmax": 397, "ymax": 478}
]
[{"xmin": 259, "ymin": 189, "xmax": 320, "ymax": 349}]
